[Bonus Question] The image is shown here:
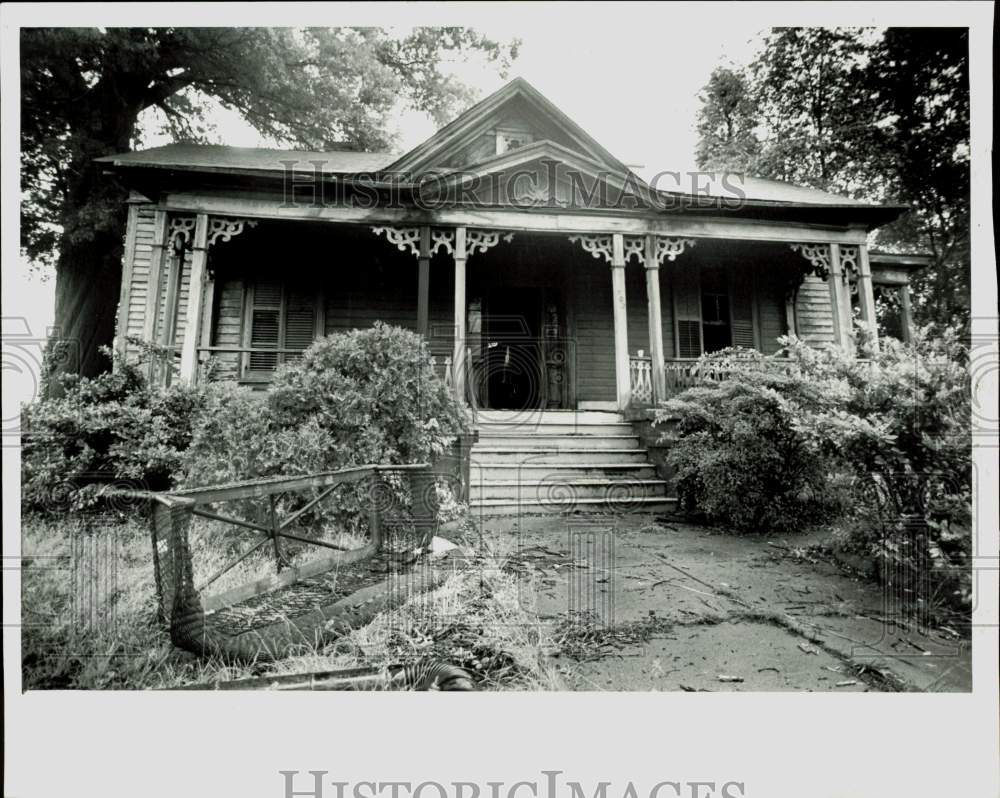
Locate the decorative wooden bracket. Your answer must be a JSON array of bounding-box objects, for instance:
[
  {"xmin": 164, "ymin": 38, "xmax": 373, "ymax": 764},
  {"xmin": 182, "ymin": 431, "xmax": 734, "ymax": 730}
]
[
  {"xmin": 600, "ymin": 235, "xmax": 695, "ymax": 266},
  {"xmin": 466, "ymin": 229, "xmax": 514, "ymax": 257},
  {"xmin": 430, "ymin": 229, "xmax": 455, "ymax": 256},
  {"xmin": 371, "ymin": 225, "xmax": 422, "ymax": 256},
  {"xmin": 623, "ymin": 236, "xmax": 646, "ymax": 264},
  {"xmin": 208, "ymin": 217, "xmax": 258, "ymax": 248},
  {"xmin": 839, "ymin": 245, "xmax": 860, "ymax": 292},
  {"xmin": 168, "ymin": 215, "xmax": 197, "ymax": 252},
  {"xmin": 789, "ymin": 243, "xmax": 832, "ymax": 280},
  {"xmin": 654, "ymin": 236, "xmax": 695, "ymax": 264},
  {"xmin": 568, "ymin": 234, "xmax": 614, "ymax": 263}
]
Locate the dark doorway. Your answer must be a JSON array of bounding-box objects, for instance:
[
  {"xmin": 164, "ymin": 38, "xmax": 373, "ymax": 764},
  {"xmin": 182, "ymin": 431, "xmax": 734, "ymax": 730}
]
[{"xmin": 482, "ymin": 288, "xmax": 544, "ymax": 410}]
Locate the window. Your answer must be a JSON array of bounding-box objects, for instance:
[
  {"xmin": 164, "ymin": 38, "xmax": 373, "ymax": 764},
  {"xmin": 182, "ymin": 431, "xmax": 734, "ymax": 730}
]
[{"xmin": 243, "ymin": 280, "xmax": 320, "ymax": 378}]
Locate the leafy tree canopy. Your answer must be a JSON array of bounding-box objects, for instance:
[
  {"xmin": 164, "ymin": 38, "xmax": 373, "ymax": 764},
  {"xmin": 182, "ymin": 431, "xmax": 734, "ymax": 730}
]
[
  {"xmin": 694, "ymin": 27, "xmax": 970, "ymax": 329},
  {"xmin": 21, "ymin": 27, "xmax": 518, "ymax": 374}
]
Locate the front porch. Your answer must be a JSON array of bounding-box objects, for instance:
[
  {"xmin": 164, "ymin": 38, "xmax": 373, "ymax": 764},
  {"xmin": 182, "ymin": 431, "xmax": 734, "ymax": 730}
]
[{"xmin": 118, "ymin": 210, "xmax": 891, "ymax": 412}]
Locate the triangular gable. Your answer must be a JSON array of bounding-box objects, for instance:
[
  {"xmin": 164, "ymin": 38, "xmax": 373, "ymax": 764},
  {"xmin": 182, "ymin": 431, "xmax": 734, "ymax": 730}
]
[
  {"xmin": 417, "ymin": 138, "xmax": 654, "ymax": 211},
  {"xmin": 385, "ymin": 78, "xmax": 636, "ymax": 181}
]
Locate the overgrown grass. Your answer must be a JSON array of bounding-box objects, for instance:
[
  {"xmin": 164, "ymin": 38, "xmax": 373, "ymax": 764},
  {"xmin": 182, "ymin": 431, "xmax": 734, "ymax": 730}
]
[{"xmin": 21, "ymin": 513, "xmax": 558, "ymax": 690}]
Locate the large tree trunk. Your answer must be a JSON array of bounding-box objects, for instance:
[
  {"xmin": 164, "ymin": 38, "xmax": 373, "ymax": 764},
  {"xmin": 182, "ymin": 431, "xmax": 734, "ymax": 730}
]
[
  {"xmin": 50, "ymin": 97, "xmax": 134, "ymax": 378},
  {"xmin": 52, "ymin": 231, "xmax": 123, "ymax": 377}
]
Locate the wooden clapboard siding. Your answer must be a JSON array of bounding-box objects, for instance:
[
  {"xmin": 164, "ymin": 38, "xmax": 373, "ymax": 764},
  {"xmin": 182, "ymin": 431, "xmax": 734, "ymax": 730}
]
[
  {"xmin": 795, "ymin": 274, "xmax": 836, "ymax": 345},
  {"xmin": 573, "ymin": 262, "xmax": 616, "ymax": 402}
]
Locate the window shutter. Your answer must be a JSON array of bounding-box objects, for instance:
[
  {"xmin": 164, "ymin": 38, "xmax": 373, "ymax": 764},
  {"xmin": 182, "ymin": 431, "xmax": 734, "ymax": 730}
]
[
  {"xmin": 672, "ymin": 265, "xmax": 703, "ymax": 359},
  {"xmin": 284, "ymin": 288, "xmax": 317, "ymax": 362},
  {"xmin": 730, "ymin": 266, "xmax": 758, "ymax": 349},
  {"xmin": 248, "ymin": 281, "xmax": 281, "ymax": 371}
]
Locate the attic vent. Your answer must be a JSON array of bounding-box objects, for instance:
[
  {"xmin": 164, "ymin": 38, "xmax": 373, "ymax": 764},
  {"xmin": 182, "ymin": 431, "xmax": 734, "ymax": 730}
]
[{"xmin": 496, "ymin": 128, "xmax": 534, "ymax": 155}]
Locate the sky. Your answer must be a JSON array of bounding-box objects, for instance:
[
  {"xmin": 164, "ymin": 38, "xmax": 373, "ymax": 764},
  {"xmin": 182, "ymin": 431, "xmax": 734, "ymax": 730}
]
[{"xmin": 12, "ymin": 19, "xmax": 768, "ymax": 343}]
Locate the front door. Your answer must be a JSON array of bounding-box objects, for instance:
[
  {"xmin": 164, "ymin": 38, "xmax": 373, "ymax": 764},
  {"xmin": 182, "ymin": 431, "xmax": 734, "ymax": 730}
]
[{"xmin": 482, "ymin": 287, "xmax": 544, "ymax": 410}]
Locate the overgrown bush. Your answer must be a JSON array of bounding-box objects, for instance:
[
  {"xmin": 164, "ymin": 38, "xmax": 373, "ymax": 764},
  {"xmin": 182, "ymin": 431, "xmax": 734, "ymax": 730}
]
[
  {"xmin": 21, "ymin": 349, "xmax": 209, "ymax": 513},
  {"xmin": 657, "ymin": 326, "xmax": 972, "ymax": 615},
  {"xmin": 182, "ymin": 323, "xmax": 469, "ymax": 534},
  {"xmin": 656, "ymin": 348, "xmax": 846, "ymax": 533}
]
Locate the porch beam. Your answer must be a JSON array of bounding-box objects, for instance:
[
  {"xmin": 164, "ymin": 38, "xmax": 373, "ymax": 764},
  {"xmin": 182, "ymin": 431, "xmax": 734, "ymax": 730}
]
[
  {"xmin": 643, "ymin": 234, "xmax": 667, "ymax": 402},
  {"xmin": 161, "ymin": 193, "xmax": 871, "ymax": 245},
  {"xmin": 452, "ymin": 226, "xmax": 467, "ymax": 403},
  {"xmin": 611, "ymin": 234, "xmax": 631, "ymax": 409},
  {"xmin": 856, "ymin": 244, "xmax": 880, "ymax": 352},
  {"xmin": 179, "ymin": 213, "xmax": 210, "ymax": 384},
  {"xmin": 417, "ymin": 225, "xmax": 431, "ymax": 337}
]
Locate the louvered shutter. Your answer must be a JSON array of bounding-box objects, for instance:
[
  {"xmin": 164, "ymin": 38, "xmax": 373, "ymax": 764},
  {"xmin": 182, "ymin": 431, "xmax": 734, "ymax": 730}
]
[
  {"xmin": 284, "ymin": 288, "xmax": 317, "ymax": 362},
  {"xmin": 729, "ymin": 266, "xmax": 758, "ymax": 350},
  {"xmin": 672, "ymin": 264, "xmax": 703, "ymax": 359},
  {"xmin": 248, "ymin": 281, "xmax": 282, "ymax": 371}
]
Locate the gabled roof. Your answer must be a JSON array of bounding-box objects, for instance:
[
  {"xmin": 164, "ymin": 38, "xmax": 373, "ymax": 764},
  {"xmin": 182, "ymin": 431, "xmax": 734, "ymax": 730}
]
[
  {"xmin": 385, "ymin": 77, "xmax": 633, "ymax": 177},
  {"xmin": 97, "ymin": 77, "xmax": 907, "ymax": 223}
]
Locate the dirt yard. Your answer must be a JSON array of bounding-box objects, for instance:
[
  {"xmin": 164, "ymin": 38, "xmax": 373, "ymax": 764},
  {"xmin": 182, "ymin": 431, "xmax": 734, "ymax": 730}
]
[{"xmin": 483, "ymin": 513, "xmax": 971, "ymax": 692}]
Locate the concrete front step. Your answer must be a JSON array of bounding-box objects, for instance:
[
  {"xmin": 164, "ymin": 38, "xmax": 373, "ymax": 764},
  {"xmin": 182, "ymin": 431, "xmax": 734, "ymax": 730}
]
[
  {"xmin": 476, "ymin": 422, "xmax": 637, "ymax": 436},
  {"xmin": 471, "ymin": 462, "xmax": 658, "ymax": 481},
  {"xmin": 471, "ymin": 478, "xmax": 667, "ymax": 502},
  {"xmin": 472, "ymin": 447, "xmax": 648, "ymax": 465},
  {"xmin": 469, "ymin": 495, "xmax": 678, "ymax": 517},
  {"xmin": 475, "ymin": 433, "xmax": 641, "ymax": 450}
]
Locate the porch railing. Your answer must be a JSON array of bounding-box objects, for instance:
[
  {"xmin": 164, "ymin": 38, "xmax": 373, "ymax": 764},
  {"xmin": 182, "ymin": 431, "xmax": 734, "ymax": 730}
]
[
  {"xmin": 631, "ymin": 354, "xmax": 873, "ymax": 405},
  {"xmin": 629, "ymin": 351, "xmax": 654, "ymax": 404}
]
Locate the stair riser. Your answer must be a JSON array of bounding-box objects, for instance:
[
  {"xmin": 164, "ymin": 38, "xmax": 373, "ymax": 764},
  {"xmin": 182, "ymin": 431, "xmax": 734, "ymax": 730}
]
[
  {"xmin": 471, "ymin": 483, "xmax": 666, "ymax": 501},
  {"xmin": 471, "ymin": 465, "xmax": 658, "ymax": 481},
  {"xmin": 475, "ymin": 411, "xmax": 625, "ymax": 425},
  {"xmin": 474, "ymin": 435, "xmax": 640, "ymax": 450},
  {"xmin": 473, "ymin": 450, "xmax": 647, "ymax": 465}
]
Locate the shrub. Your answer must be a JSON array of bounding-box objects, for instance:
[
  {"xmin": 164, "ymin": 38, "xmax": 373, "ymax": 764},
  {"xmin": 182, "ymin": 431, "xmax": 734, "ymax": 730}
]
[
  {"xmin": 656, "ymin": 350, "xmax": 845, "ymax": 533},
  {"xmin": 786, "ymin": 327, "xmax": 972, "ymax": 613},
  {"xmin": 182, "ymin": 323, "xmax": 469, "ymax": 535},
  {"xmin": 21, "ymin": 350, "xmax": 209, "ymax": 513},
  {"xmin": 658, "ymin": 326, "xmax": 972, "ymax": 615}
]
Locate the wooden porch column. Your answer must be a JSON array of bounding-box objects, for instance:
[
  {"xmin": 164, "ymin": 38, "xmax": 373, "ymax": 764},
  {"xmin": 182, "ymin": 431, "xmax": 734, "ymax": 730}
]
[
  {"xmin": 611, "ymin": 234, "xmax": 631, "ymax": 409},
  {"xmin": 452, "ymin": 226, "xmax": 467, "ymax": 402},
  {"xmin": 417, "ymin": 225, "xmax": 431, "ymax": 337},
  {"xmin": 179, "ymin": 213, "xmax": 209, "ymax": 384},
  {"xmin": 899, "ymin": 284, "xmax": 914, "ymax": 343},
  {"xmin": 827, "ymin": 243, "xmax": 854, "ymax": 354},
  {"xmin": 643, "ymin": 235, "xmax": 666, "ymax": 402},
  {"xmin": 856, "ymin": 244, "xmax": 880, "ymax": 352}
]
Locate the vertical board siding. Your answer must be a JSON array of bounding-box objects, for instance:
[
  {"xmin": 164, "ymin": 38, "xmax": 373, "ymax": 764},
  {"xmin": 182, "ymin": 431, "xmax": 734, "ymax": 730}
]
[
  {"xmin": 574, "ymin": 263, "xmax": 616, "ymax": 402},
  {"xmin": 795, "ymin": 274, "xmax": 836, "ymax": 345},
  {"xmin": 755, "ymin": 266, "xmax": 787, "ymax": 355},
  {"xmin": 625, "ymin": 263, "xmax": 650, "ymax": 355}
]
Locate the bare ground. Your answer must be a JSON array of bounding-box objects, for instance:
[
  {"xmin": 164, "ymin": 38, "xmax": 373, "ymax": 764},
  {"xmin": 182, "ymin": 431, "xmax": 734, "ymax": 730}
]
[{"xmin": 480, "ymin": 512, "xmax": 971, "ymax": 692}]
